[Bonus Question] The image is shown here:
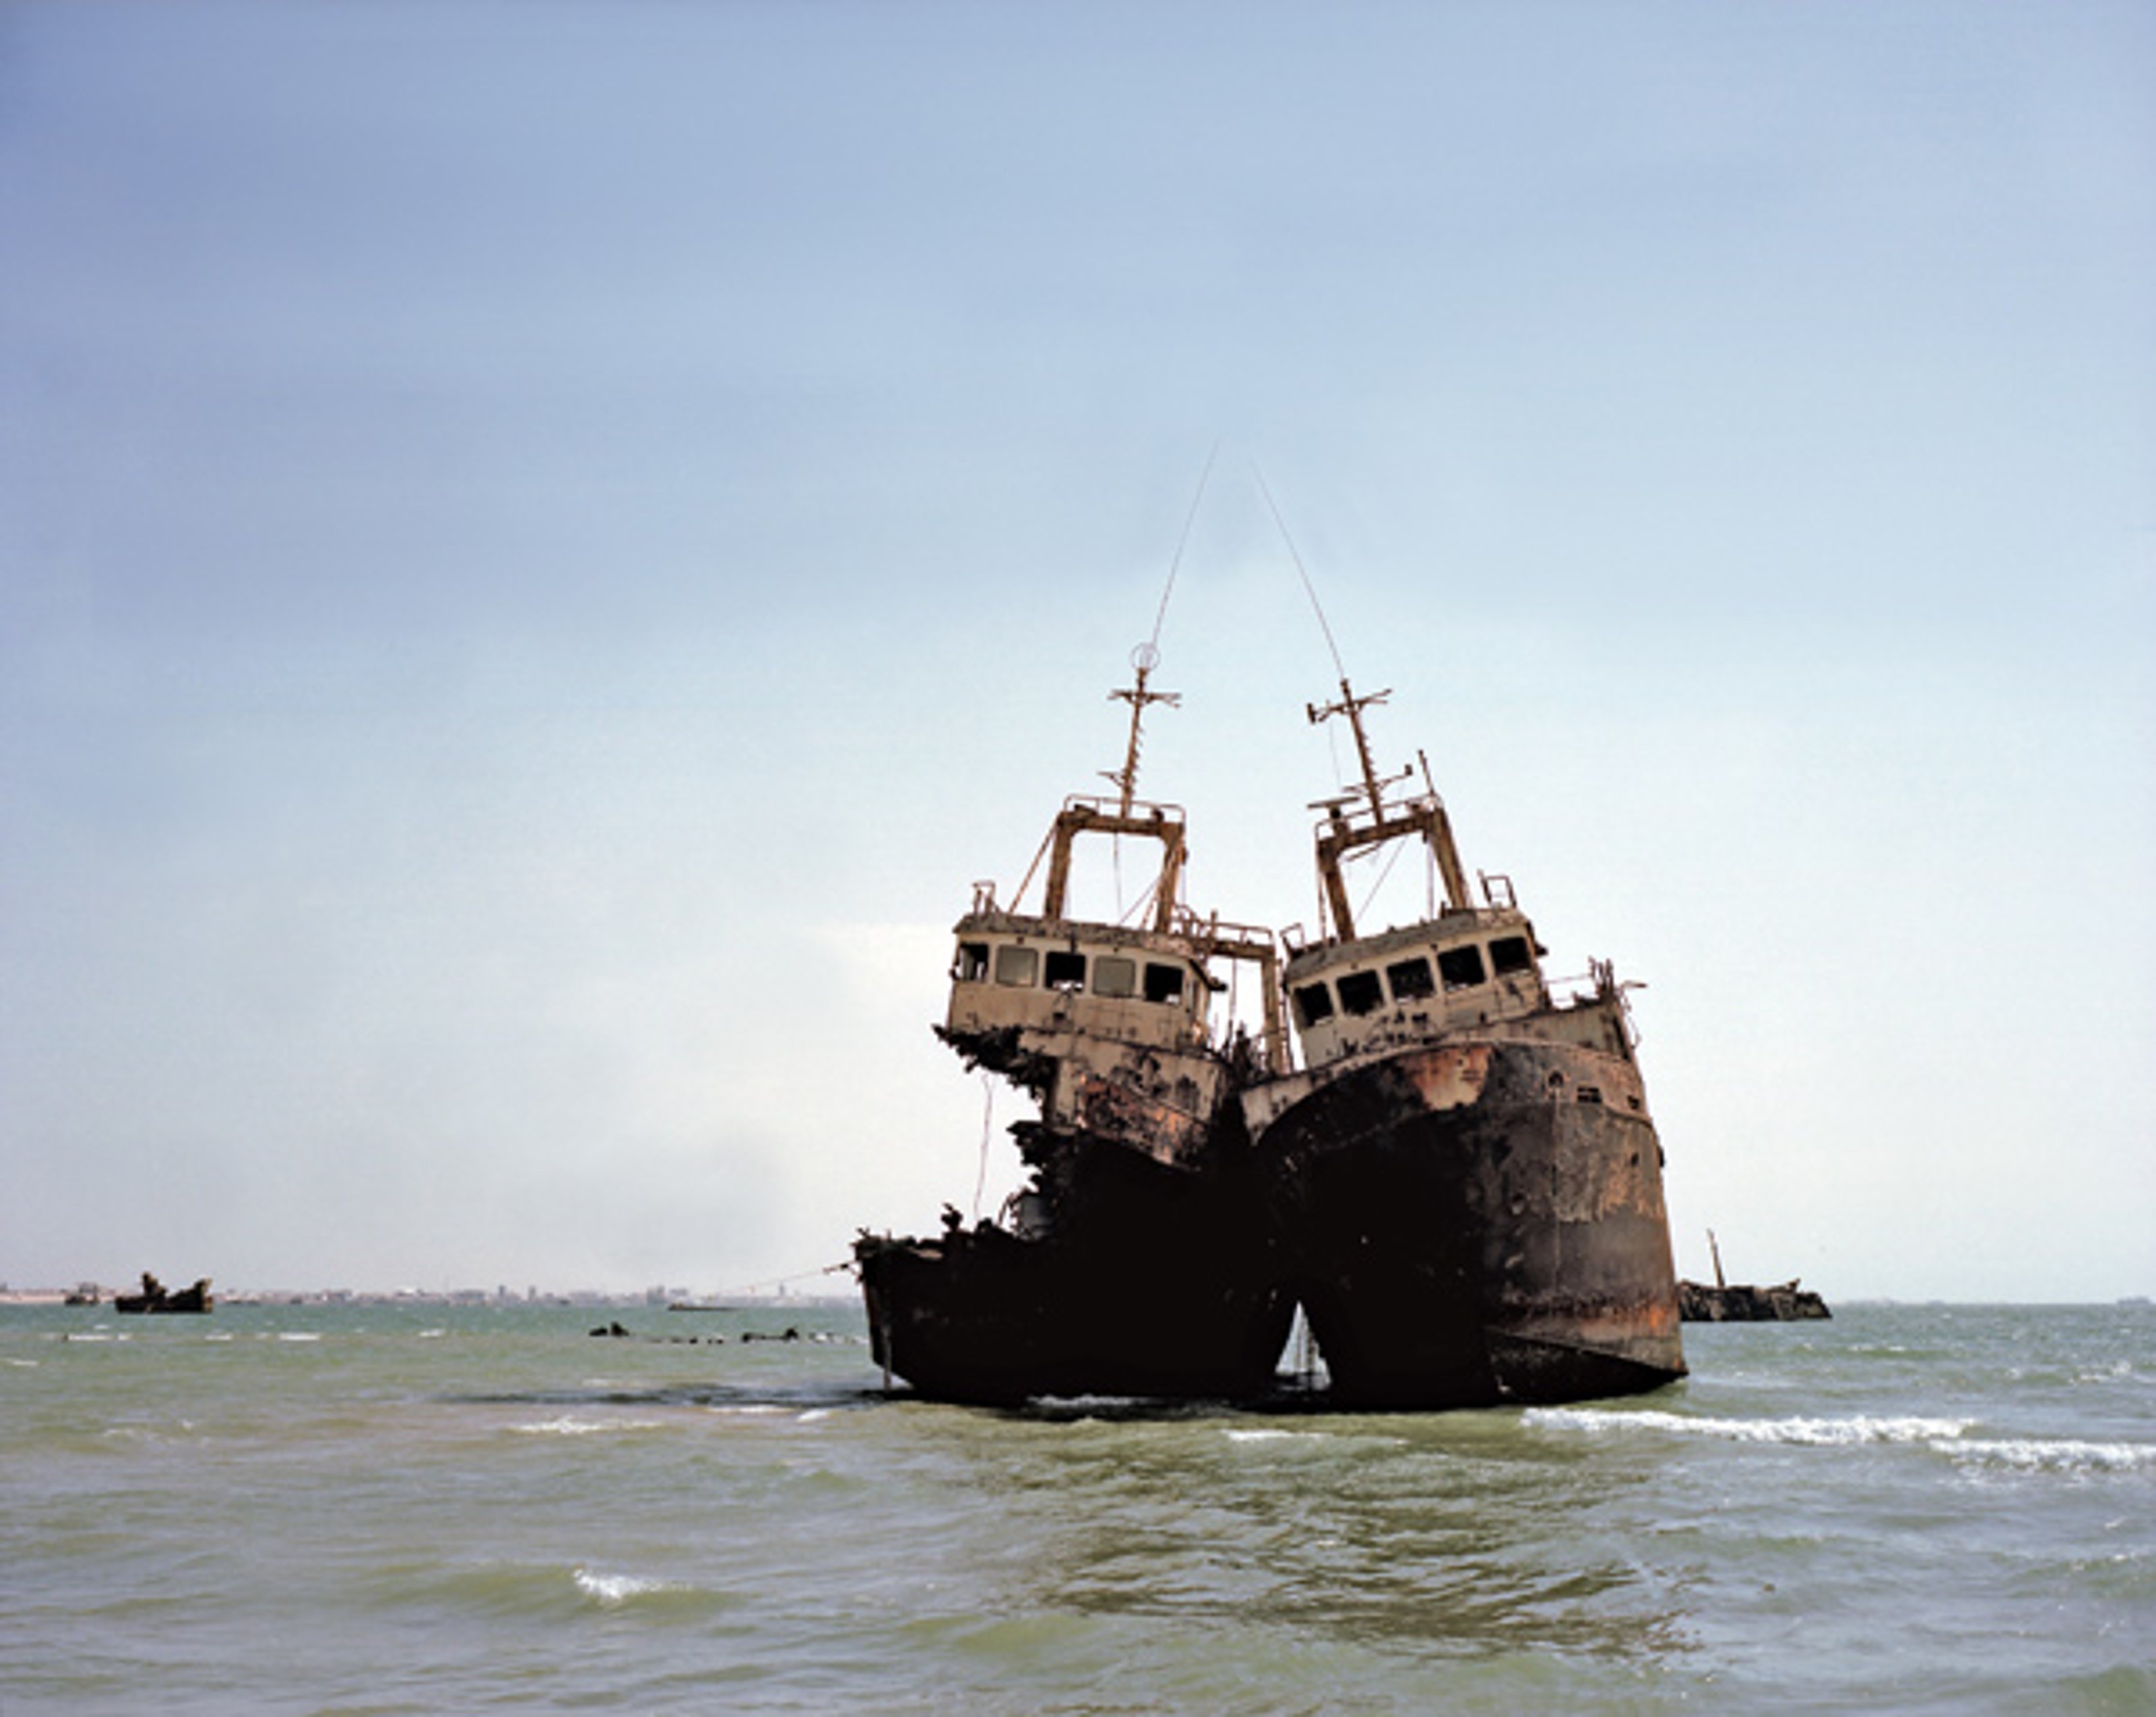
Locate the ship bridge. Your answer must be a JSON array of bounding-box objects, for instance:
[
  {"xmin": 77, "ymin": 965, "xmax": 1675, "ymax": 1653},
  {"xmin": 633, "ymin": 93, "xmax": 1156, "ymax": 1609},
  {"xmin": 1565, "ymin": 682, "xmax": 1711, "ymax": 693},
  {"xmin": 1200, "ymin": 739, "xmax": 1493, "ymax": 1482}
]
[{"xmin": 1280, "ymin": 905, "xmax": 1550, "ymax": 1067}]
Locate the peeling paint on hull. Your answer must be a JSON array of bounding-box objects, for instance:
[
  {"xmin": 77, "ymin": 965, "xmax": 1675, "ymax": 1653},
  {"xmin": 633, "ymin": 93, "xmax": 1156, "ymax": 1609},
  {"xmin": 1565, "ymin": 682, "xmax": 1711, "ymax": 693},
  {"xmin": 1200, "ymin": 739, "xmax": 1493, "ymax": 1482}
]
[{"xmin": 1257, "ymin": 1037, "xmax": 1686, "ymax": 1408}]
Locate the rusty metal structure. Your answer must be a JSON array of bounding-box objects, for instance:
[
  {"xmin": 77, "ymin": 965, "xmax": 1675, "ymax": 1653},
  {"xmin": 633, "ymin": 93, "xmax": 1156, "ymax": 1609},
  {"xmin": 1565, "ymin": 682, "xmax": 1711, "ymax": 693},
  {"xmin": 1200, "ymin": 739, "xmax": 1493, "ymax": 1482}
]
[
  {"xmin": 855, "ymin": 616, "xmax": 1686, "ymax": 1410},
  {"xmin": 1678, "ymin": 1230, "xmax": 1830, "ymax": 1319},
  {"xmin": 854, "ymin": 647, "xmax": 1294, "ymax": 1403},
  {"xmin": 1239, "ymin": 679, "xmax": 1686, "ymax": 1406}
]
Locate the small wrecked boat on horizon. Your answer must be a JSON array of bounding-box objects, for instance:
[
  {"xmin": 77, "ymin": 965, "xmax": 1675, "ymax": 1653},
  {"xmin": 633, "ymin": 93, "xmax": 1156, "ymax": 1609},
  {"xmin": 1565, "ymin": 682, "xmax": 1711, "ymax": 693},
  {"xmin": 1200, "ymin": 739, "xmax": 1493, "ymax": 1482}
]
[
  {"xmin": 112, "ymin": 1273, "xmax": 214, "ymax": 1314},
  {"xmin": 1678, "ymin": 1230, "xmax": 1831, "ymax": 1321},
  {"xmin": 856, "ymin": 619, "xmax": 1685, "ymax": 1411}
]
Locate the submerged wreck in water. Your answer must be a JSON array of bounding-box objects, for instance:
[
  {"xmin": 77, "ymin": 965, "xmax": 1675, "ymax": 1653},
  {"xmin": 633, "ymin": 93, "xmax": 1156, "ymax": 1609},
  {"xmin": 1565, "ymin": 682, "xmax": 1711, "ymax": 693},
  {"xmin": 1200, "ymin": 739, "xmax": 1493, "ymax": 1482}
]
[{"xmin": 857, "ymin": 619, "xmax": 1686, "ymax": 1410}]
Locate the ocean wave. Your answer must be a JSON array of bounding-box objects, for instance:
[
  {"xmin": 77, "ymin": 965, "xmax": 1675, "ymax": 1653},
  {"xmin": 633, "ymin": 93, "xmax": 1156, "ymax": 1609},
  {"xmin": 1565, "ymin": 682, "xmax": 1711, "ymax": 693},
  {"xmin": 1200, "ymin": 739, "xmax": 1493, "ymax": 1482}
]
[
  {"xmin": 1527, "ymin": 1409, "xmax": 2156, "ymax": 1474},
  {"xmin": 572, "ymin": 1567, "xmax": 682, "ymax": 1607},
  {"xmin": 509, "ymin": 1414, "xmax": 668, "ymax": 1437},
  {"xmin": 1940, "ymin": 1437, "xmax": 2156, "ymax": 1474},
  {"xmin": 1525, "ymin": 1408, "xmax": 1975, "ymax": 1445}
]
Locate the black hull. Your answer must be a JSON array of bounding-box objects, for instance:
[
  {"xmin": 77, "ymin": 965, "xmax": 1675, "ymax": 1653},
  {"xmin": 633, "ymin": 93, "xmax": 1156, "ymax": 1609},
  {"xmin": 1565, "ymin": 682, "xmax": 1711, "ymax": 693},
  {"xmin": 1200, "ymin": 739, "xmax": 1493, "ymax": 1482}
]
[
  {"xmin": 1258, "ymin": 1038, "xmax": 1685, "ymax": 1409},
  {"xmin": 113, "ymin": 1277, "xmax": 212, "ymax": 1315},
  {"xmin": 857, "ymin": 1142, "xmax": 1294, "ymax": 1406}
]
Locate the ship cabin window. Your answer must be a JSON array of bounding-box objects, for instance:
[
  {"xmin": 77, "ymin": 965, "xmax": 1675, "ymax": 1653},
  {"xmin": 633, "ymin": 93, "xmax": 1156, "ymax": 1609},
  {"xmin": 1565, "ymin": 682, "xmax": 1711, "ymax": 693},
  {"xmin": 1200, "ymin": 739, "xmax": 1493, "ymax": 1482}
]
[
  {"xmin": 1336, "ymin": 970, "xmax": 1385, "ymax": 1017},
  {"xmin": 1092, "ymin": 956, "xmax": 1136, "ymax": 999},
  {"xmin": 1294, "ymin": 982, "xmax": 1335, "ymax": 1027},
  {"xmin": 993, "ymin": 945, "xmax": 1038, "ymax": 987},
  {"xmin": 1387, "ymin": 956, "xmax": 1436, "ymax": 1001},
  {"xmin": 1489, "ymin": 935, "xmax": 1534, "ymax": 977},
  {"xmin": 957, "ymin": 942, "xmax": 990, "ymax": 982},
  {"xmin": 1044, "ymin": 950, "xmax": 1086, "ymax": 991},
  {"xmin": 1143, "ymin": 962, "xmax": 1185, "ymax": 1007},
  {"xmin": 1437, "ymin": 945, "xmax": 1488, "ymax": 991}
]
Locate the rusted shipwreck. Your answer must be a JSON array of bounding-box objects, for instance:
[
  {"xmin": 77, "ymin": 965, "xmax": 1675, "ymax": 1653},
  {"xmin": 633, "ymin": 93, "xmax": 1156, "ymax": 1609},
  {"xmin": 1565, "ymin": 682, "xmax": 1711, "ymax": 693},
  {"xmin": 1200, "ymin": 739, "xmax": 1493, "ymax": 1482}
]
[
  {"xmin": 1239, "ymin": 681, "xmax": 1684, "ymax": 1406},
  {"xmin": 854, "ymin": 647, "xmax": 1295, "ymax": 1402},
  {"xmin": 856, "ymin": 653, "xmax": 1686, "ymax": 1410},
  {"xmin": 113, "ymin": 1273, "xmax": 214, "ymax": 1314},
  {"xmin": 1678, "ymin": 1232, "xmax": 1830, "ymax": 1320},
  {"xmin": 1678, "ymin": 1280, "xmax": 1831, "ymax": 1321}
]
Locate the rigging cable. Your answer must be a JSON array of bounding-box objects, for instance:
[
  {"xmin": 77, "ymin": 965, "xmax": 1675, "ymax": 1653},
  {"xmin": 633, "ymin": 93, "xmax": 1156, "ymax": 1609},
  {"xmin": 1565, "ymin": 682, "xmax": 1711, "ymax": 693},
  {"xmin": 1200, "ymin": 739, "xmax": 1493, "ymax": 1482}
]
[
  {"xmin": 1151, "ymin": 438, "xmax": 1221, "ymax": 652},
  {"xmin": 1114, "ymin": 441, "xmax": 1219, "ymax": 916},
  {"xmin": 1253, "ymin": 460, "xmax": 1347, "ymax": 681},
  {"xmin": 1356, "ymin": 834, "xmax": 1408, "ymax": 925},
  {"xmin": 973, "ymin": 1071, "xmax": 994, "ymax": 1222},
  {"xmin": 1256, "ymin": 462, "xmax": 1349, "ymax": 941}
]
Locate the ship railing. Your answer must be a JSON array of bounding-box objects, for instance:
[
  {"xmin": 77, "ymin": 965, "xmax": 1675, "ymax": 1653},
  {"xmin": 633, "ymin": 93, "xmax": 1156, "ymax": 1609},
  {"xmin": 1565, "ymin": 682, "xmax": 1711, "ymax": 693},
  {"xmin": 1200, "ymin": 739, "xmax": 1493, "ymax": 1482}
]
[
  {"xmin": 1164, "ymin": 904, "xmax": 1278, "ymax": 958},
  {"xmin": 1546, "ymin": 970, "xmax": 1602, "ymax": 1007},
  {"xmin": 1059, "ymin": 792, "xmax": 1187, "ymax": 825},
  {"xmin": 1304, "ymin": 788, "xmax": 1444, "ymax": 840},
  {"xmin": 1548, "ymin": 960, "xmax": 1624, "ymax": 1009}
]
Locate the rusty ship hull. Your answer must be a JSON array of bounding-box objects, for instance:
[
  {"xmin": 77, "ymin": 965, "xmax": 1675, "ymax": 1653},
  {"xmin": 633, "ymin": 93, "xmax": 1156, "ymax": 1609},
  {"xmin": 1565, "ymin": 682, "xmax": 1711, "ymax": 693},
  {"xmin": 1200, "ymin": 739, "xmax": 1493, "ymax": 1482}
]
[
  {"xmin": 1254, "ymin": 1032, "xmax": 1684, "ymax": 1410},
  {"xmin": 858, "ymin": 1134, "xmax": 1292, "ymax": 1405}
]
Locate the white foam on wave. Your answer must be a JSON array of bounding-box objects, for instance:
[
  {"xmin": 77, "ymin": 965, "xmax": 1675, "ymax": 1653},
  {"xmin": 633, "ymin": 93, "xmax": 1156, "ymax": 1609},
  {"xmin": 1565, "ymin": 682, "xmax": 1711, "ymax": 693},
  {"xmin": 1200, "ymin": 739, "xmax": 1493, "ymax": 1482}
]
[
  {"xmin": 1526, "ymin": 1407, "xmax": 1975, "ymax": 1446},
  {"xmin": 796, "ymin": 1408, "xmax": 831, "ymax": 1423},
  {"xmin": 268, "ymin": 1332, "xmax": 321, "ymax": 1343},
  {"xmin": 1941, "ymin": 1437, "xmax": 2156, "ymax": 1474},
  {"xmin": 573, "ymin": 1567, "xmax": 679, "ymax": 1606},
  {"xmin": 510, "ymin": 1414, "xmax": 667, "ymax": 1437},
  {"xmin": 1529, "ymin": 1409, "xmax": 2156, "ymax": 1475}
]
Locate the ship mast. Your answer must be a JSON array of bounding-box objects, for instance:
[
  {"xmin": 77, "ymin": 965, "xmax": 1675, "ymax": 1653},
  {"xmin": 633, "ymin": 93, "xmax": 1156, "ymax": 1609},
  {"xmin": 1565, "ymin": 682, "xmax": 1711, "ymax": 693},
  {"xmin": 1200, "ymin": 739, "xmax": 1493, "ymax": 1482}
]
[
  {"xmin": 1039, "ymin": 644, "xmax": 1188, "ymax": 935},
  {"xmin": 1307, "ymin": 677, "xmax": 1471, "ymax": 941},
  {"xmin": 1103, "ymin": 643, "xmax": 1180, "ymax": 817}
]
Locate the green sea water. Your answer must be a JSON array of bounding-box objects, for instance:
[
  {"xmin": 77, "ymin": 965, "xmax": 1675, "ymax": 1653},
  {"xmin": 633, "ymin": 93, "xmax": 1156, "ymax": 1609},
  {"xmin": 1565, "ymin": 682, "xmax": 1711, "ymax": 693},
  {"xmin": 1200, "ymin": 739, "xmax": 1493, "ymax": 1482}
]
[{"xmin": 3, "ymin": 1299, "xmax": 2151, "ymax": 1714}]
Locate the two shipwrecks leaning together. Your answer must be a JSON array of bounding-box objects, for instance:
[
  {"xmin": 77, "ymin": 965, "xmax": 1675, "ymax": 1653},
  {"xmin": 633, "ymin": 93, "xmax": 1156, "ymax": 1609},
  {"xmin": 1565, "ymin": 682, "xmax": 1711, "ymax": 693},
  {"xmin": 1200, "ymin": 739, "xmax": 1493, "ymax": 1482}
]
[{"xmin": 854, "ymin": 641, "xmax": 1687, "ymax": 1411}]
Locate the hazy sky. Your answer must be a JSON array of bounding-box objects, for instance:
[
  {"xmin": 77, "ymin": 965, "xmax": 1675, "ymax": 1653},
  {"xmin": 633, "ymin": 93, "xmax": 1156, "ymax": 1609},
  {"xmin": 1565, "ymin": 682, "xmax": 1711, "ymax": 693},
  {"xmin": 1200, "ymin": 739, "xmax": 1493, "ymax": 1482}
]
[{"xmin": 3, "ymin": 1, "xmax": 2150, "ymax": 1301}]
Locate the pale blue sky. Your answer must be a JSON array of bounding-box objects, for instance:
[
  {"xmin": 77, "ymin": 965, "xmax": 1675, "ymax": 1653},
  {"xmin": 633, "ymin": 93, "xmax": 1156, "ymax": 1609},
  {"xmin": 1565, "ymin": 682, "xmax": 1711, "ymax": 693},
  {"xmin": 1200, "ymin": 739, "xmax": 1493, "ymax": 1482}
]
[{"xmin": 3, "ymin": 1, "xmax": 2150, "ymax": 1299}]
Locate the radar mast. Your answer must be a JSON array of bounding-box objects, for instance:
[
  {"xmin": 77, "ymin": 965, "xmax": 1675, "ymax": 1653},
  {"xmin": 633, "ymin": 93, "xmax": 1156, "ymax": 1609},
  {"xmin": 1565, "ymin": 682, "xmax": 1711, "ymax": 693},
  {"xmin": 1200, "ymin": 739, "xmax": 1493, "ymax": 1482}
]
[{"xmin": 1306, "ymin": 677, "xmax": 1471, "ymax": 940}]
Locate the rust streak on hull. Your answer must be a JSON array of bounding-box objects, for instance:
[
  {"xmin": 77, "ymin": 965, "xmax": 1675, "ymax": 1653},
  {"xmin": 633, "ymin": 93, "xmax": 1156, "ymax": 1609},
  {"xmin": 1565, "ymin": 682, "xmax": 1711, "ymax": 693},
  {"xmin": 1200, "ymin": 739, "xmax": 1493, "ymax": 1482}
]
[{"xmin": 1258, "ymin": 1037, "xmax": 1684, "ymax": 1408}]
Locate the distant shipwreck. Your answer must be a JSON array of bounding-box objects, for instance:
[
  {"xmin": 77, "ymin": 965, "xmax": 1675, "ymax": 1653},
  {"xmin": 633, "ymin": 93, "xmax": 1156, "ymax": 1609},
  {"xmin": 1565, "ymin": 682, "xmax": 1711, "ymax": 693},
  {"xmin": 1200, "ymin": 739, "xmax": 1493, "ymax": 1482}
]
[
  {"xmin": 112, "ymin": 1273, "xmax": 214, "ymax": 1315},
  {"xmin": 1678, "ymin": 1232, "xmax": 1830, "ymax": 1321}
]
